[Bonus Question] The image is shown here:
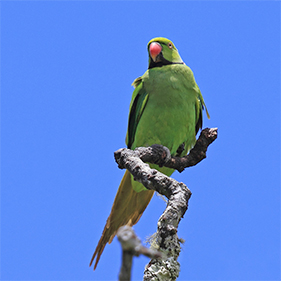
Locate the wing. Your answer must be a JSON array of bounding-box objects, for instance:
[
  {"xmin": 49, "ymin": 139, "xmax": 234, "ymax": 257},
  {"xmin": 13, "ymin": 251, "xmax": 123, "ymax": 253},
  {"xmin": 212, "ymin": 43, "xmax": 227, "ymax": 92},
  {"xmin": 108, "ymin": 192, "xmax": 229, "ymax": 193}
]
[
  {"xmin": 195, "ymin": 88, "xmax": 210, "ymax": 135},
  {"xmin": 126, "ymin": 77, "xmax": 149, "ymax": 149}
]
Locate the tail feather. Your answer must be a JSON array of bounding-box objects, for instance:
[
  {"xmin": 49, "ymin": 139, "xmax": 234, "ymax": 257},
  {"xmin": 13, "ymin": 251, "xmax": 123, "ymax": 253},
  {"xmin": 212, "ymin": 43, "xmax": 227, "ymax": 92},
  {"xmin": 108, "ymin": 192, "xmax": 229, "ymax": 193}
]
[{"xmin": 90, "ymin": 170, "xmax": 154, "ymax": 270}]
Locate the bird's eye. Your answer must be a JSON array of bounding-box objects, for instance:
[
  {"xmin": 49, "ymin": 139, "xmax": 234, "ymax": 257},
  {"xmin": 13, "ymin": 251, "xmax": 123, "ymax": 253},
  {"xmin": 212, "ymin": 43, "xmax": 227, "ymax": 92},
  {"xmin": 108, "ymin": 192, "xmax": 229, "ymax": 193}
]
[{"xmin": 168, "ymin": 42, "xmax": 173, "ymax": 49}]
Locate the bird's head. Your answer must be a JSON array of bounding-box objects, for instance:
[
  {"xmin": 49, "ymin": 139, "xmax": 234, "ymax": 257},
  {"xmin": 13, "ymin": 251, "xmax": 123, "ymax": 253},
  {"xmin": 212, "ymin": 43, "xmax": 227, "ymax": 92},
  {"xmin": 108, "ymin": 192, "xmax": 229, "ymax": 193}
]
[{"xmin": 147, "ymin": 37, "xmax": 184, "ymax": 69}]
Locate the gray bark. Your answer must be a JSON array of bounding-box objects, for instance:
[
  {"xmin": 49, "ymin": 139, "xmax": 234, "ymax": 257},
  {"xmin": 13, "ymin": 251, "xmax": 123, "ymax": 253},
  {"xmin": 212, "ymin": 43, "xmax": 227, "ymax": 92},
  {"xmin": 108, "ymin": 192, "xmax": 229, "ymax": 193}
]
[{"xmin": 114, "ymin": 128, "xmax": 218, "ymax": 281}]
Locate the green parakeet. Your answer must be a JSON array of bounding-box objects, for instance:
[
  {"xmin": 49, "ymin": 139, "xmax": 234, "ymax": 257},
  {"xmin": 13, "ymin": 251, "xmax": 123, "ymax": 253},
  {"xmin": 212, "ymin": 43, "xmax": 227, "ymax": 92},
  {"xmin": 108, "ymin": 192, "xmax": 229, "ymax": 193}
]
[{"xmin": 90, "ymin": 37, "xmax": 209, "ymax": 270}]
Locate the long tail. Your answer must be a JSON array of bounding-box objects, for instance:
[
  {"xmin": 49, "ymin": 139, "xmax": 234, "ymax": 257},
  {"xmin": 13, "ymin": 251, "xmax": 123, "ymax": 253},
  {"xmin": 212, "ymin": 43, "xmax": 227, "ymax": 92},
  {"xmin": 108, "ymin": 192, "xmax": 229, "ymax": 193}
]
[{"xmin": 89, "ymin": 170, "xmax": 154, "ymax": 270}]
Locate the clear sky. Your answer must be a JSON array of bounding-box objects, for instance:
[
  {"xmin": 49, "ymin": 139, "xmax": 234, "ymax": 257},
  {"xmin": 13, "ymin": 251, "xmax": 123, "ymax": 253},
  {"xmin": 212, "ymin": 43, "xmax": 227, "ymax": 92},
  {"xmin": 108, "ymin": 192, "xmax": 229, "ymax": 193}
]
[{"xmin": 1, "ymin": 1, "xmax": 280, "ymax": 281}]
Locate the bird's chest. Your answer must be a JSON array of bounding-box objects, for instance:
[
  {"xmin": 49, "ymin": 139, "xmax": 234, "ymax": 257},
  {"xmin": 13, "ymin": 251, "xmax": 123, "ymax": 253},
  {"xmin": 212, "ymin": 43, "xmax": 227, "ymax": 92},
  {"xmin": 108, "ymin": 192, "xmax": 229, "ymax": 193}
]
[
  {"xmin": 146, "ymin": 69, "xmax": 182, "ymax": 93},
  {"xmin": 134, "ymin": 68, "xmax": 197, "ymax": 153},
  {"xmin": 144, "ymin": 69, "xmax": 195, "ymax": 110}
]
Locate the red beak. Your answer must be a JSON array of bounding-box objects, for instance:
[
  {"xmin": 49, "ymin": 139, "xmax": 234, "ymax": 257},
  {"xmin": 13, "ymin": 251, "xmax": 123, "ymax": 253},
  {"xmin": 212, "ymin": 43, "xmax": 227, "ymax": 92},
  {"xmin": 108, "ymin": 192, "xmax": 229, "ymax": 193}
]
[{"xmin": 149, "ymin": 42, "xmax": 162, "ymax": 62}]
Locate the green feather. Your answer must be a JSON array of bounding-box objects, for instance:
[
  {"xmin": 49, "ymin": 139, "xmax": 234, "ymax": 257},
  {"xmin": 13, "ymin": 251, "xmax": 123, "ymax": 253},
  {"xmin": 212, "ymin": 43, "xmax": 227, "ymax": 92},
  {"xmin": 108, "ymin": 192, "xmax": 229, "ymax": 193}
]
[
  {"xmin": 126, "ymin": 37, "xmax": 209, "ymax": 192},
  {"xmin": 127, "ymin": 81, "xmax": 149, "ymax": 149},
  {"xmin": 90, "ymin": 37, "xmax": 211, "ymax": 269}
]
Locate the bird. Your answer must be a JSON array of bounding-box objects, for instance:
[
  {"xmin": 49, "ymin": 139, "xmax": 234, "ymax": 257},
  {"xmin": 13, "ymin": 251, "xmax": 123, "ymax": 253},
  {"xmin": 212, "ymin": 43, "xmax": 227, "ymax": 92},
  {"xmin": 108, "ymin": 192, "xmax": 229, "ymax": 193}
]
[{"xmin": 90, "ymin": 37, "xmax": 209, "ymax": 270}]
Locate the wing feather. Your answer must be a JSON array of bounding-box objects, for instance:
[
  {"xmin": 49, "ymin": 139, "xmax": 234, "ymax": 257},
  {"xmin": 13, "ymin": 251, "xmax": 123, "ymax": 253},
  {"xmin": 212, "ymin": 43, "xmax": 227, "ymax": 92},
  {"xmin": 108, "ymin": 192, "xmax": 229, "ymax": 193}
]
[{"xmin": 127, "ymin": 79, "xmax": 149, "ymax": 149}]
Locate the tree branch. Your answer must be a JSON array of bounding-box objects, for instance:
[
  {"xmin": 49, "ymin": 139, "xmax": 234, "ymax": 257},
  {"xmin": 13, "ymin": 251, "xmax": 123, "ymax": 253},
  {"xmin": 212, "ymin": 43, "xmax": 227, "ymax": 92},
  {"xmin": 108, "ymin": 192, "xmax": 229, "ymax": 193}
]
[
  {"xmin": 115, "ymin": 128, "xmax": 218, "ymax": 173},
  {"xmin": 114, "ymin": 127, "xmax": 218, "ymax": 280},
  {"xmin": 117, "ymin": 226, "xmax": 163, "ymax": 281}
]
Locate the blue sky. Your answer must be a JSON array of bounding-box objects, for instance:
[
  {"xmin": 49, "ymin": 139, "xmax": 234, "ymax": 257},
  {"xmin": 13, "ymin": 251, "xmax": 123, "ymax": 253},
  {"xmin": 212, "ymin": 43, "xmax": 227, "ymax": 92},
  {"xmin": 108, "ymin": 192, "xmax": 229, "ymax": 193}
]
[{"xmin": 1, "ymin": 1, "xmax": 280, "ymax": 281}]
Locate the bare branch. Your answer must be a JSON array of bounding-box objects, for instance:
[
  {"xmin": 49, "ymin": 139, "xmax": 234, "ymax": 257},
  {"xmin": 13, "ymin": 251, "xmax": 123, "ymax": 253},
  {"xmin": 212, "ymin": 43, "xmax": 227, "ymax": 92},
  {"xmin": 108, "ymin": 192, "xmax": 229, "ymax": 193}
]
[
  {"xmin": 115, "ymin": 128, "xmax": 218, "ymax": 173},
  {"xmin": 117, "ymin": 226, "xmax": 162, "ymax": 281},
  {"xmin": 114, "ymin": 127, "xmax": 218, "ymax": 280}
]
